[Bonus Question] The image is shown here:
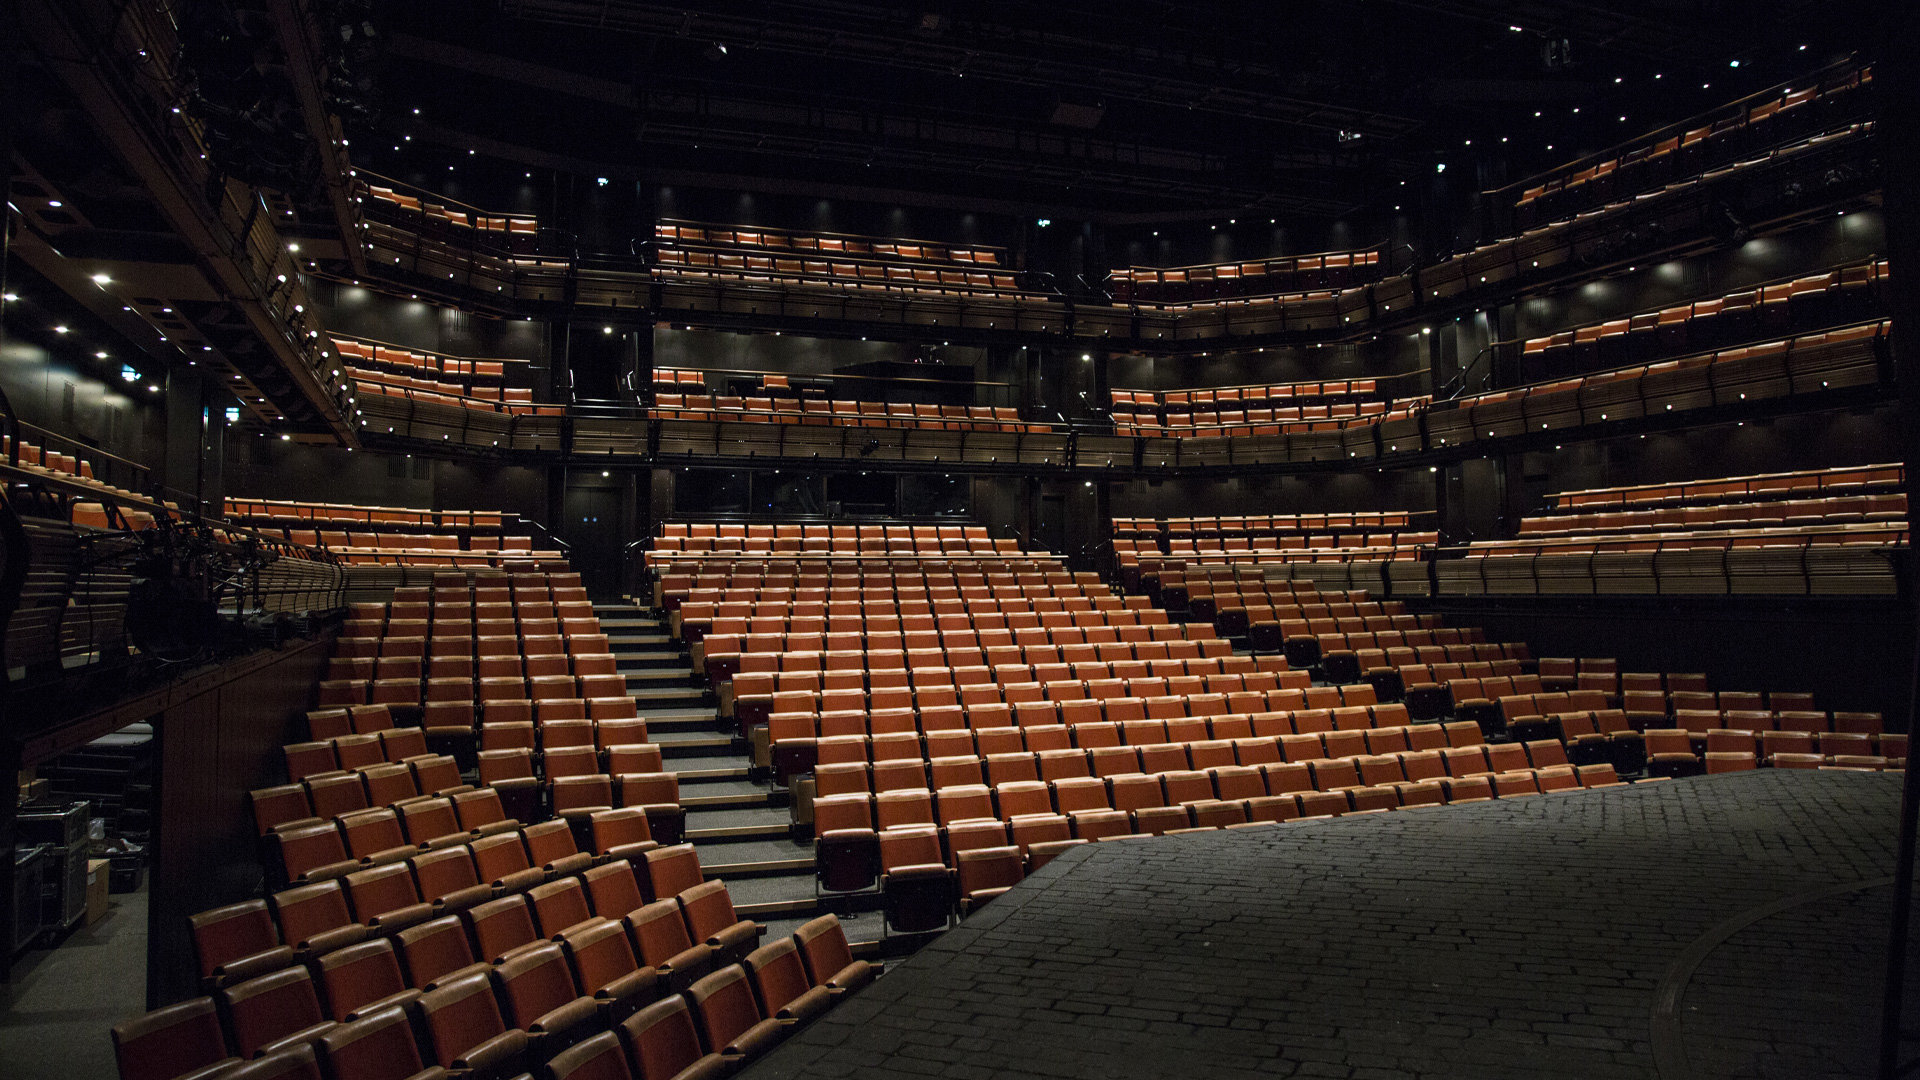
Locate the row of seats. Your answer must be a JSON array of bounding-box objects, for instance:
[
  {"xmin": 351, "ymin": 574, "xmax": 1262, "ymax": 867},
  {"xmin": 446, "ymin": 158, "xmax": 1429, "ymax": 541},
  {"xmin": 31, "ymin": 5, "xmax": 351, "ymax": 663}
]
[
  {"xmin": 316, "ymin": 669, "xmax": 629, "ymax": 708},
  {"xmin": 1463, "ymin": 520, "xmax": 1908, "ymax": 557},
  {"xmin": 659, "ymin": 522, "xmax": 995, "ymax": 543},
  {"xmin": 199, "ymin": 826, "xmax": 698, "ymax": 997},
  {"xmin": 1113, "ymin": 379, "xmax": 1386, "ymax": 413},
  {"xmin": 1428, "ymin": 119, "xmax": 1875, "ymax": 310},
  {"xmin": 265, "ymin": 787, "xmax": 523, "ymax": 888},
  {"xmin": 348, "ymin": 363, "xmax": 529, "ymax": 404},
  {"xmin": 791, "ymin": 715, "xmax": 1466, "ymax": 795},
  {"xmin": 1644, "ymin": 728, "xmax": 1904, "ymax": 778},
  {"xmin": 350, "ymin": 367, "xmax": 560, "ymax": 417},
  {"xmin": 1108, "ymin": 248, "xmax": 1384, "ymax": 304},
  {"xmin": 653, "ymin": 246, "xmax": 1035, "ymax": 297},
  {"xmin": 654, "ymin": 559, "xmax": 1084, "ymax": 607},
  {"xmin": 1517, "ymin": 260, "xmax": 1890, "ymax": 370},
  {"xmin": 225, "ymin": 499, "xmax": 512, "ymax": 531},
  {"xmin": 655, "ymin": 219, "xmax": 1005, "ymax": 266},
  {"xmin": 1544, "ymin": 462, "xmax": 1905, "ymax": 511},
  {"xmin": 1111, "ymin": 396, "xmax": 1430, "ymax": 438},
  {"xmin": 648, "ymin": 535, "xmax": 1023, "ymax": 566},
  {"xmin": 1113, "ymin": 533, "xmax": 1439, "ymax": 565},
  {"xmin": 679, "ymin": 584, "xmax": 1144, "ymax": 626},
  {"xmin": 1515, "ymin": 493, "xmax": 1906, "ymax": 537},
  {"xmin": 324, "ymin": 649, "xmax": 616, "ymax": 679},
  {"xmin": 756, "ymin": 672, "xmax": 1374, "ymax": 730},
  {"xmin": 1425, "ymin": 320, "xmax": 1891, "ymax": 446},
  {"xmin": 7, "ymin": 433, "xmax": 151, "ymax": 503},
  {"xmin": 683, "ymin": 600, "xmax": 1162, "ymax": 652},
  {"xmin": 645, "ymin": 393, "xmax": 1051, "ymax": 433},
  {"xmin": 296, "ymin": 530, "xmax": 548, "ymax": 557},
  {"xmin": 329, "ymin": 336, "xmax": 512, "ymax": 382},
  {"xmin": 815, "ymin": 737, "xmax": 1585, "ymax": 834},
  {"xmin": 1116, "ymin": 512, "xmax": 1424, "ymax": 537},
  {"xmin": 130, "ymin": 850, "xmax": 851, "ymax": 1080},
  {"xmin": 727, "ymin": 658, "xmax": 1301, "ymax": 730},
  {"xmin": 172, "ymin": 899, "xmax": 857, "ymax": 1080},
  {"xmin": 1513, "ymin": 64, "xmax": 1873, "ymax": 226},
  {"xmin": 835, "ymin": 760, "xmax": 1628, "ymax": 929},
  {"xmin": 363, "ymin": 180, "xmax": 539, "ymax": 241}
]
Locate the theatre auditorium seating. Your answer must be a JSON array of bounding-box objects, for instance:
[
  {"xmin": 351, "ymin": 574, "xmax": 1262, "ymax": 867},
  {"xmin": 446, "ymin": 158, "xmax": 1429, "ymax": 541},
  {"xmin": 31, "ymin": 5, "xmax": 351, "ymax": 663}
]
[
  {"xmin": 1112, "ymin": 512, "xmax": 1438, "ymax": 572},
  {"xmin": 4, "ymin": 433, "xmax": 159, "ymax": 504},
  {"xmin": 651, "ymin": 220, "xmax": 1044, "ymax": 300},
  {"xmin": 1110, "ymin": 379, "xmax": 1430, "ymax": 439},
  {"xmin": 1438, "ymin": 465, "xmax": 1909, "ymax": 597},
  {"xmin": 362, "ymin": 180, "xmax": 540, "ymax": 245},
  {"xmin": 1511, "ymin": 63, "xmax": 1874, "ymax": 230},
  {"xmin": 110, "ymin": 562, "xmax": 886, "ymax": 1080},
  {"xmin": 1109, "ymin": 246, "xmax": 1385, "ymax": 305},
  {"xmin": 332, "ymin": 336, "xmax": 560, "ymax": 420},
  {"xmin": 647, "ymin": 523, "xmax": 1020, "ymax": 570},
  {"xmin": 123, "ymin": 870, "xmax": 872, "ymax": 1080},
  {"xmin": 1515, "ymin": 260, "xmax": 1891, "ymax": 373},
  {"xmin": 1421, "ymin": 320, "xmax": 1891, "ymax": 448},
  {"xmin": 223, "ymin": 500, "xmax": 563, "ymax": 568},
  {"xmin": 647, "ymin": 385, "xmax": 1052, "ymax": 434}
]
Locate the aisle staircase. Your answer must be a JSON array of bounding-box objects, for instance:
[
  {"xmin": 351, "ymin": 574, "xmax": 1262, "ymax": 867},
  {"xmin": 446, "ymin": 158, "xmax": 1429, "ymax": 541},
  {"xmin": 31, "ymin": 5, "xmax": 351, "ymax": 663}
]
[{"xmin": 594, "ymin": 601, "xmax": 885, "ymax": 943}]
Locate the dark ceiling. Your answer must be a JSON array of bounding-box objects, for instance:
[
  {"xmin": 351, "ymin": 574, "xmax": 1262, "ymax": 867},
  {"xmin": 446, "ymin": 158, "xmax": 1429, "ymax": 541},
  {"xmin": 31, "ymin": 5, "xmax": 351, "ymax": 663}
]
[{"xmin": 346, "ymin": 0, "xmax": 1890, "ymax": 222}]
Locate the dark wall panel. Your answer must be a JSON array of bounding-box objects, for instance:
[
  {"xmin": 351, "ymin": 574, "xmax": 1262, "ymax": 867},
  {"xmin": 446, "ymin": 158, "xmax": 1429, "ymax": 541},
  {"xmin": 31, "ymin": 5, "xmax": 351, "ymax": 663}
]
[
  {"xmin": 1517, "ymin": 407, "xmax": 1902, "ymax": 510},
  {"xmin": 1509, "ymin": 210, "xmax": 1887, "ymax": 342},
  {"xmin": 309, "ymin": 281, "xmax": 550, "ymax": 364},
  {"xmin": 0, "ymin": 339, "xmax": 166, "ymax": 480},
  {"xmin": 1112, "ymin": 469, "xmax": 1436, "ymax": 521},
  {"xmin": 147, "ymin": 638, "xmax": 333, "ymax": 1007},
  {"xmin": 223, "ymin": 442, "xmax": 550, "ymax": 525},
  {"xmin": 1107, "ymin": 341, "xmax": 1419, "ymax": 394},
  {"xmin": 1423, "ymin": 597, "xmax": 1912, "ymax": 721},
  {"xmin": 653, "ymin": 186, "xmax": 1020, "ymax": 253}
]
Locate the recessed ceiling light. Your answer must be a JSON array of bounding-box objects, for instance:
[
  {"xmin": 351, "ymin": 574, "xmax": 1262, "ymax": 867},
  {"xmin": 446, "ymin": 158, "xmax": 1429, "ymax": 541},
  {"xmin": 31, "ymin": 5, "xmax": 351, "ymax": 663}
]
[
  {"xmin": 53, "ymin": 325, "xmax": 68, "ymax": 333},
  {"xmin": 91, "ymin": 273, "xmax": 111, "ymax": 284}
]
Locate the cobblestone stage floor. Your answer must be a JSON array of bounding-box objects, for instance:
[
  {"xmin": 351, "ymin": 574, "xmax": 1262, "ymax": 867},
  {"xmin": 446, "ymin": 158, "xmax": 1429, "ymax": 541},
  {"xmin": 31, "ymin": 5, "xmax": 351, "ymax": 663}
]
[{"xmin": 745, "ymin": 770, "xmax": 1908, "ymax": 1080}]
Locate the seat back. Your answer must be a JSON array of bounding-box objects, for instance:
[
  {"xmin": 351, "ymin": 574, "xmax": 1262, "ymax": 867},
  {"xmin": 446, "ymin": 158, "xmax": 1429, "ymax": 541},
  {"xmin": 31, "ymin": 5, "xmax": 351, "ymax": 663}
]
[
  {"xmin": 316, "ymin": 1006, "xmax": 432, "ymax": 1080},
  {"xmin": 684, "ymin": 965, "xmax": 765, "ymax": 1051},
  {"xmin": 741, "ymin": 938, "xmax": 814, "ymax": 1018},
  {"xmin": 616, "ymin": 997, "xmax": 710, "ymax": 1080},
  {"xmin": 414, "ymin": 970, "xmax": 516, "ymax": 1068},
  {"xmin": 190, "ymin": 899, "xmax": 285, "ymax": 984},
  {"xmin": 313, "ymin": 938, "xmax": 411, "ymax": 1022},
  {"xmin": 111, "ymin": 997, "xmax": 235, "ymax": 1080},
  {"xmin": 394, "ymin": 915, "xmax": 481, "ymax": 988},
  {"xmin": 492, "ymin": 941, "xmax": 583, "ymax": 1029},
  {"xmin": 545, "ymin": 1030, "xmax": 636, "ymax": 1080}
]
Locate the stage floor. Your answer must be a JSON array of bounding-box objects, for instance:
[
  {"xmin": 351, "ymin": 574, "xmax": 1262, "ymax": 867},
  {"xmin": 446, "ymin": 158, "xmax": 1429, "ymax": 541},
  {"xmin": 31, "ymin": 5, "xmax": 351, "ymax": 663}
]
[{"xmin": 745, "ymin": 770, "xmax": 1908, "ymax": 1080}]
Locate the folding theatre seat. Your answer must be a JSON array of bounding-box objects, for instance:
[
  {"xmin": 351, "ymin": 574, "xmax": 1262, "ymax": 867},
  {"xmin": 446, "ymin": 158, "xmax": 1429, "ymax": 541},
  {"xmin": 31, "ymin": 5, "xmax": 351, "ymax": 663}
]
[
  {"xmin": 312, "ymin": 939, "xmax": 421, "ymax": 1023},
  {"xmin": 678, "ymin": 880, "xmax": 762, "ymax": 967},
  {"xmin": 742, "ymin": 937, "xmax": 833, "ymax": 1027},
  {"xmin": 491, "ymin": 942, "xmax": 600, "ymax": 1059},
  {"xmin": 410, "ymin": 969, "xmax": 529, "ymax": 1077},
  {"xmin": 792, "ymin": 914, "xmax": 878, "ymax": 997},
  {"xmin": 556, "ymin": 917, "xmax": 660, "ymax": 1023},
  {"xmin": 217, "ymin": 967, "xmax": 339, "ymax": 1058},
  {"xmin": 314, "ymin": 1006, "xmax": 439, "ymax": 1080},
  {"xmin": 111, "ymin": 997, "xmax": 241, "ymax": 1080},
  {"xmin": 544, "ymin": 1031, "xmax": 634, "ymax": 1080},
  {"xmin": 616, "ymin": 997, "xmax": 728, "ymax": 1080},
  {"xmin": 191, "ymin": 899, "xmax": 295, "ymax": 991},
  {"xmin": 629, "ymin": 898, "xmax": 717, "ymax": 994}
]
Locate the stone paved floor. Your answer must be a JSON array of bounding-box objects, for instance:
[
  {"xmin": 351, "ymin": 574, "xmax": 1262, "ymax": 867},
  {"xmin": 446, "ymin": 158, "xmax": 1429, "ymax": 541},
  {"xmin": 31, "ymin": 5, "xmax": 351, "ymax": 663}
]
[{"xmin": 744, "ymin": 771, "xmax": 1909, "ymax": 1080}]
